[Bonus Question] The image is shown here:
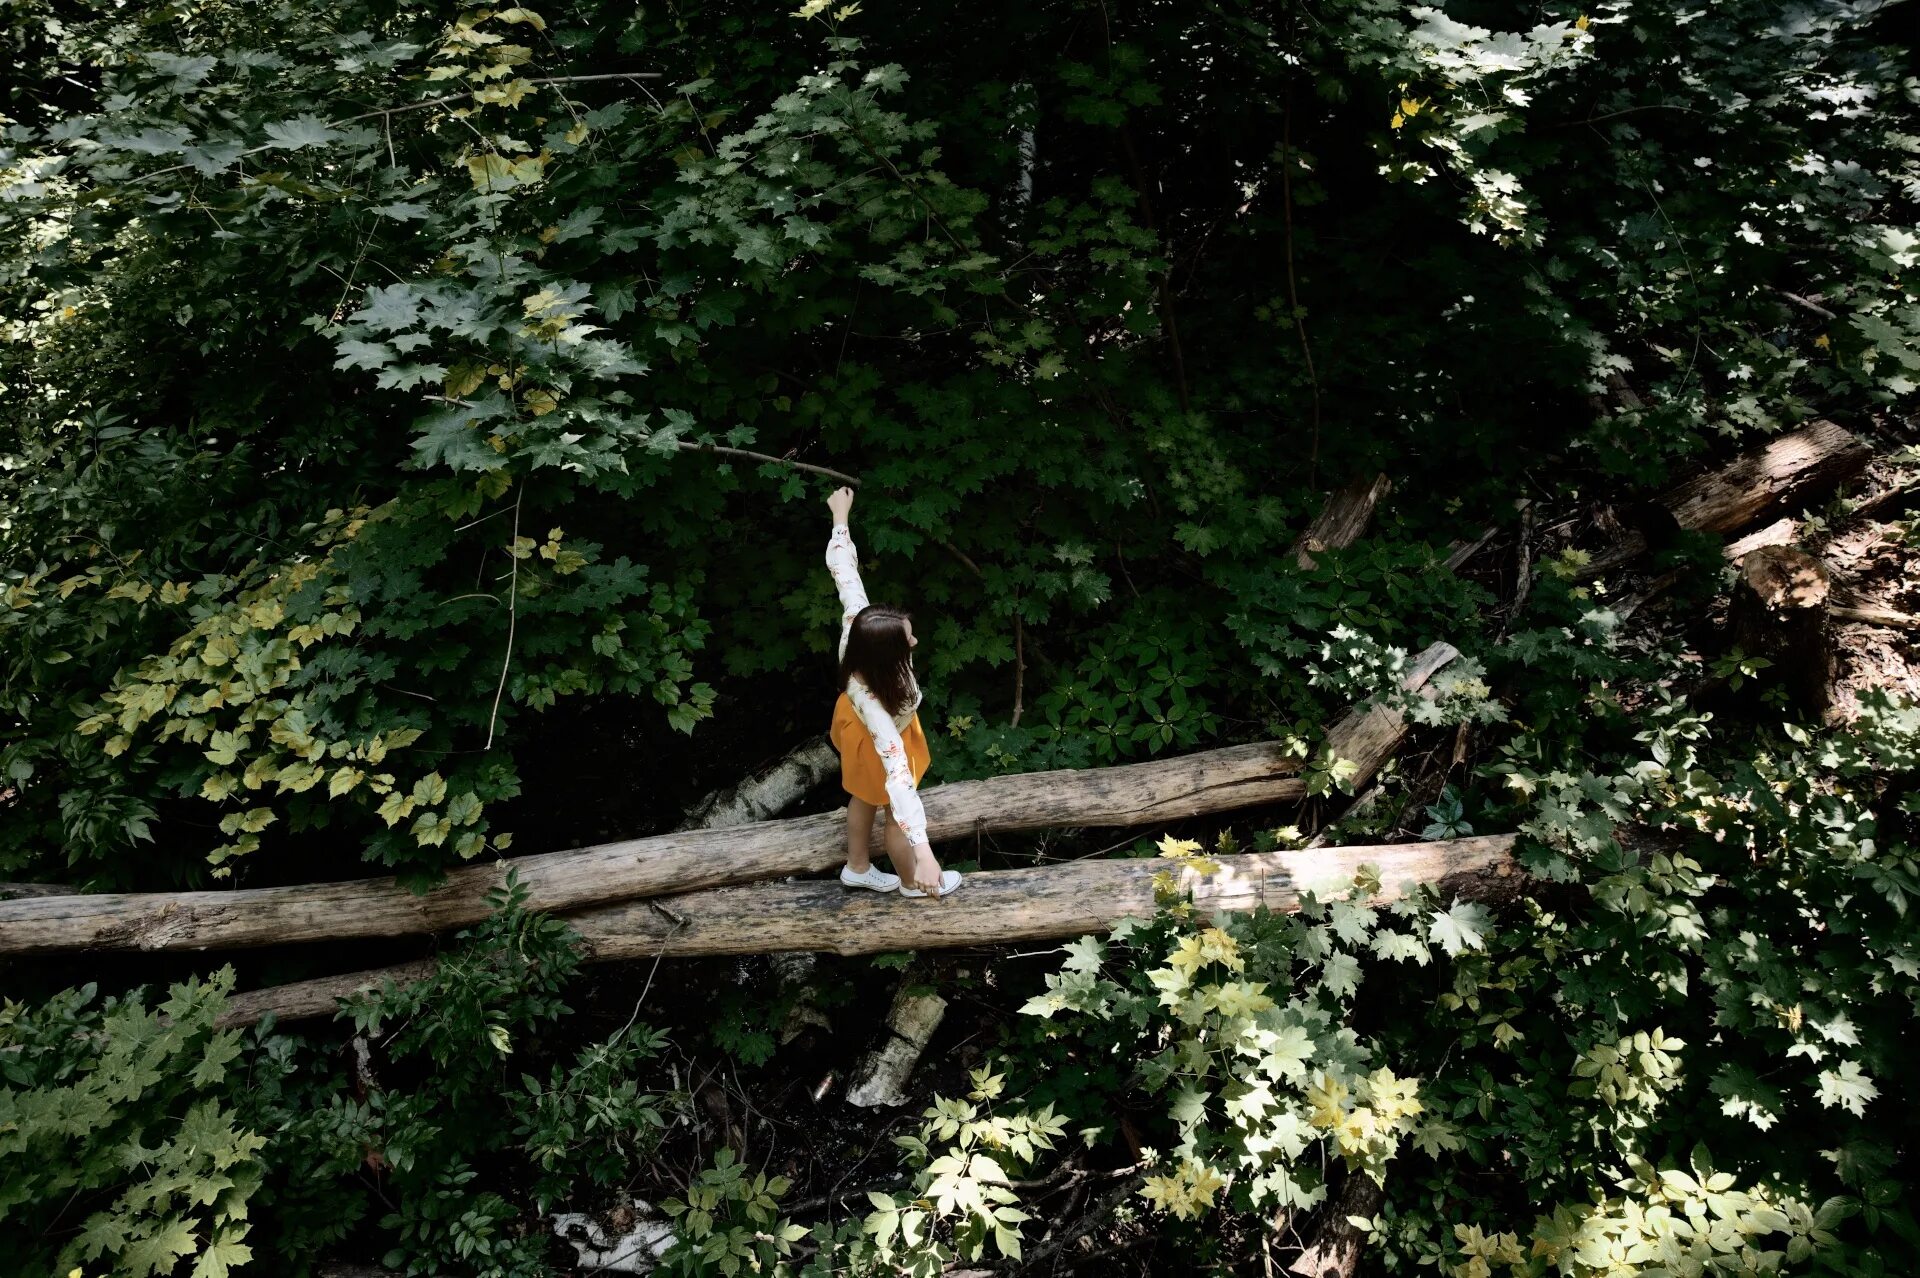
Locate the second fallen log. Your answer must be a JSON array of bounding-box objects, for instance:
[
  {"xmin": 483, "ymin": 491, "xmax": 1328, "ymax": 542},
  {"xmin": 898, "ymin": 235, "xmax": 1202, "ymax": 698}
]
[
  {"xmin": 219, "ymin": 834, "xmax": 1523, "ymax": 1026},
  {"xmin": 565, "ymin": 835, "xmax": 1524, "ymax": 961}
]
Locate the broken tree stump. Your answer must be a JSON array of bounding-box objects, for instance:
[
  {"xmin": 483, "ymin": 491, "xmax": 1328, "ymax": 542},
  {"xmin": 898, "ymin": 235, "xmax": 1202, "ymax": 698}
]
[
  {"xmin": 1728, "ymin": 544, "xmax": 1834, "ymax": 720},
  {"xmin": 1293, "ymin": 474, "xmax": 1392, "ymax": 569},
  {"xmin": 846, "ymin": 984, "xmax": 949, "ymax": 1107}
]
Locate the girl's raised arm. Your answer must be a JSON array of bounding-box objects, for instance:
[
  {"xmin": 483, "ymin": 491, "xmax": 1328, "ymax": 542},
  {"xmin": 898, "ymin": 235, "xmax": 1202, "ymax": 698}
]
[{"xmin": 825, "ymin": 487, "xmax": 868, "ymax": 660}]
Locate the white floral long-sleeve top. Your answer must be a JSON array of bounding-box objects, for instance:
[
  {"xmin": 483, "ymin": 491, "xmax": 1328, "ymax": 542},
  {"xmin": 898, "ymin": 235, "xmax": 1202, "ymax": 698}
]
[{"xmin": 827, "ymin": 524, "xmax": 929, "ymax": 848}]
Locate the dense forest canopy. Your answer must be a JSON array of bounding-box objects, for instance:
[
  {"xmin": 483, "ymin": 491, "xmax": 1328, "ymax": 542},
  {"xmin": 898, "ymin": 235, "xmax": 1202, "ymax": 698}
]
[{"xmin": 1, "ymin": 0, "xmax": 1917, "ymax": 1274}]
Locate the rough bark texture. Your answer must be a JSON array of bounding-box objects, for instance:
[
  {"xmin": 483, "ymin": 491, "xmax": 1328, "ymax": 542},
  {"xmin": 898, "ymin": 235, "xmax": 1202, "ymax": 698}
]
[
  {"xmin": 217, "ymin": 740, "xmax": 837, "ymax": 1030},
  {"xmin": 224, "ymin": 834, "xmax": 1519, "ymax": 1027},
  {"xmin": 846, "ymin": 985, "xmax": 948, "ymax": 1107},
  {"xmin": 1288, "ymin": 1173, "xmax": 1385, "ymax": 1278},
  {"xmin": 3, "ymin": 645, "xmax": 1458, "ymax": 957},
  {"xmin": 1729, "ymin": 544, "xmax": 1834, "ymax": 719},
  {"xmin": 674, "ymin": 736, "xmax": 839, "ymax": 831},
  {"xmin": 1833, "ymin": 603, "xmax": 1920, "ymax": 631},
  {"xmin": 564, "ymin": 834, "xmax": 1521, "ymax": 962},
  {"xmin": 1665, "ymin": 419, "xmax": 1871, "ymax": 534},
  {"xmin": 216, "ymin": 960, "xmax": 439, "ymax": 1030},
  {"xmin": 1586, "ymin": 420, "xmax": 1871, "ymax": 574},
  {"xmin": 1293, "ymin": 474, "xmax": 1392, "ymax": 569}
]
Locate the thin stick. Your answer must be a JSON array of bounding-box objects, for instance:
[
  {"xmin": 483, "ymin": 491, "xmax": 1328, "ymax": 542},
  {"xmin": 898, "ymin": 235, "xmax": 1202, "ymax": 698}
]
[
  {"xmin": 1011, "ymin": 614, "xmax": 1027, "ymax": 727},
  {"xmin": 673, "ymin": 440, "xmax": 860, "ymax": 486},
  {"xmin": 1772, "ymin": 287, "xmax": 1837, "ymax": 321},
  {"xmin": 484, "ymin": 490, "xmax": 523, "ymax": 752},
  {"xmin": 1832, "ymin": 604, "xmax": 1920, "ymax": 631}
]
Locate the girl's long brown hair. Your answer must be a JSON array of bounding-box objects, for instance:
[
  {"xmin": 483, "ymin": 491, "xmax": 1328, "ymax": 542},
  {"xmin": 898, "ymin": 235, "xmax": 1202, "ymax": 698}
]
[{"xmin": 840, "ymin": 604, "xmax": 916, "ymax": 717}]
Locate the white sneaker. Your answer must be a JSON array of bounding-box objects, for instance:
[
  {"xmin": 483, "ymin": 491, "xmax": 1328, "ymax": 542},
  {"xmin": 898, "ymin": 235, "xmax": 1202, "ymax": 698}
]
[
  {"xmin": 840, "ymin": 864, "xmax": 901, "ymax": 892},
  {"xmin": 899, "ymin": 870, "xmax": 963, "ymax": 899}
]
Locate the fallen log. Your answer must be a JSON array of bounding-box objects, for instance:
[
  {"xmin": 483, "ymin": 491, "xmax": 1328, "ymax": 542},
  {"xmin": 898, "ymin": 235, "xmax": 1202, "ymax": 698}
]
[
  {"xmin": 1584, "ymin": 420, "xmax": 1871, "ymax": 575},
  {"xmin": 221, "ymin": 835, "xmax": 1519, "ymax": 1027},
  {"xmin": 1664, "ymin": 419, "xmax": 1870, "ymax": 535},
  {"xmin": 5, "ymin": 645, "xmax": 1459, "ymax": 957},
  {"xmin": 215, "ymin": 742, "xmax": 834, "ymax": 1029},
  {"xmin": 675, "ymin": 736, "xmax": 839, "ymax": 831},
  {"xmin": 1833, "ymin": 603, "xmax": 1920, "ymax": 631},
  {"xmin": 1293, "ymin": 474, "xmax": 1391, "ymax": 569},
  {"xmin": 561, "ymin": 834, "xmax": 1523, "ymax": 962},
  {"xmin": 846, "ymin": 984, "xmax": 948, "ymax": 1107},
  {"xmin": 216, "ymin": 647, "xmax": 1462, "ymax": 1025}
]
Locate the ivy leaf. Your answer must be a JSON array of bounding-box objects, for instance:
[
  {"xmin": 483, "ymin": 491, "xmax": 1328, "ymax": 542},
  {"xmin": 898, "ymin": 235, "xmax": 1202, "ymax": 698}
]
[
  {"xmin": 1370, "ymin": 931, "xmax": 1432, "ymax": 965},
  {"xmin": 122, "ymin": 1217, "xmax": 199, "ymax": 1277},
  {"xmin": 1816, "ymin": 1061, "xmax": 1878, "ymax": 1117},
  {"xmin": 1168, "ymin": 1084, "xmax": 1208, "ymax": 1130},
  {"xmin": 350, "ymin": 284, "xmax": 423, "ymax": 334},
  {"xmin": 1428, "ymin": 900, "xmax": 1491, "ymax": 958},
  {"xmin": 1319, "ymin": 951, "xmax": 1362, "ymax": 999},
  {"xmin": 262, "ymin": 115, "xmax": 341, "ymax": 150},
  {"xmin": 374, "ymin": 363, "xmax": 448, "ymax": 391},
  {"xmin": 192, "ymin": 1231, "xmax": 254, "ymax": 1278},
  {"xmin": 334, "ymin": 339, "xmax": 394, "ymax": 372}
]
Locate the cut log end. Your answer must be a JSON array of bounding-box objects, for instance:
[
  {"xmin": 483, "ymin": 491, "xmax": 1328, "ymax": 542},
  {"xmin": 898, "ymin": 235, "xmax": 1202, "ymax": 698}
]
[{"xmin": 1729, "ymin": 544, "xmax": 1834, "ymax": 720}]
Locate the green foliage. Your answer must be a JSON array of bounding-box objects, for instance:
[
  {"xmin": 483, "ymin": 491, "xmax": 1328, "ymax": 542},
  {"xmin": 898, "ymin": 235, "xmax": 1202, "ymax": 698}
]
[
  {"xmin": 0, "ymin": 971, "xmax": 263, "ymax": 1278},
  {"xmin": 241, "ymin": 872, "xmax": 677, "ymax": 1275},
  {"xmin": 1016, "ymin": 843, "xmax": 1477, "ymax": 1219},
  {"xmin": 871, "ymin": 1067, "xmax": 1067, "ymax": 1265},
  {"xmin": 1361, "ymin": 682, "xmax": 1920, "ymax": 1275},
  {"xmin": 2, "ymin": 0, "xmax": 1919, "ymax": 1271},
  {"xmin": 659, "ymin": 1148, "xmax": 810, "ymax": 1278},
  {"xmin": 661, "ymin": 1067, "xmax": 1067, "ymax": 1278},
  {"xmin": 9, "ymin": 0, "xmax": 1909, "ymax": 891}
]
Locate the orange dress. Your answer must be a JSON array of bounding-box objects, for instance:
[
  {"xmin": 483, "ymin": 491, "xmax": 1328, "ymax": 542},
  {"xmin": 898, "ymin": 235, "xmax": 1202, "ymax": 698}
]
[{"xmin": 831, "ymin": 691, "xmax": 931, "ymax": 807}]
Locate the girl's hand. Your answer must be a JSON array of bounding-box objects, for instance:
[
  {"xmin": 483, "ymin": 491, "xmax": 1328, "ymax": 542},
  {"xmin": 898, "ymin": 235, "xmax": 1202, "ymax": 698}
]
[
  {"xmin": 906, "ymin": 842, "xmax": 939, "ymax": 893},
  {"xmin": 827, "ymin": 486, "xmax": 855, "ymax": 525}
]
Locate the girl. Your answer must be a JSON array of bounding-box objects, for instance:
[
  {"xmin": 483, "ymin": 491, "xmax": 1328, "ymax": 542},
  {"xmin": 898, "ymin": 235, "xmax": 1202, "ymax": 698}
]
[{"xmin": 824, "ymin": 486, "xmax": 963, "ymax": 898}]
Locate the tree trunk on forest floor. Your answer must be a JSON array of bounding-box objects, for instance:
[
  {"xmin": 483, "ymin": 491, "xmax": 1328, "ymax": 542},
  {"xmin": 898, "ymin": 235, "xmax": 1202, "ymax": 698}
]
[
  {"xmin": 6, "ymin": 645, "xmax": 1462, "ymax": 958},
  {"xmin": 675, "ymin": 737, "xmax": 839, "ymax": 831},
  {"xmin": 222, "ymin": 835, "xmax": 1520, "ymax": 1026},
  {"xmin": 845, "ymin": 983, "xmax": 948, "ymax": 1107},
  {"xmin": 1581, "ymin": 419, "xmax": 1871, "ymax": 576},
  {"xmin": 1292, "ymin": 474, "xmax": 1392, "ymax": 569}
]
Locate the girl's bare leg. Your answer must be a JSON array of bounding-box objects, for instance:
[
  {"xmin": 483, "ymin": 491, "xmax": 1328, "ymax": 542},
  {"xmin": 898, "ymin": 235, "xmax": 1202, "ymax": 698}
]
[
  {"xmin": 845, "ymin": 797, "xmax": 879, "ymax": 873},
  {"xmin": 882, "ymin": 815, "xmax": 943, "ymax": 893}
]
